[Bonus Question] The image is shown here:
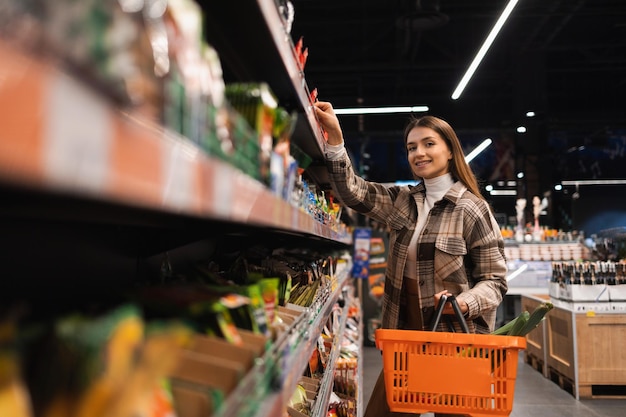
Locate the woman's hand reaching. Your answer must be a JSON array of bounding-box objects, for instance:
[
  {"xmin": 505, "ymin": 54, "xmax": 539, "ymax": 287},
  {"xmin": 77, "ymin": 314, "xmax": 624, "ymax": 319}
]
[{"xmin": 313, "ymin": 101, "xmax": 344, "ymax": 146}]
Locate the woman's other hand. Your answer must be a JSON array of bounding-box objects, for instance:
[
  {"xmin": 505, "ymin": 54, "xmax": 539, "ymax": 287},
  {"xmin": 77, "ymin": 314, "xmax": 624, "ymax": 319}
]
[
  {"xmin": 434, "ymin": 290, "xmax": 468, "ymax": 315},
  {"xmin": 314, "ymin": 101, "xmax": 344, "ymax": 145}
]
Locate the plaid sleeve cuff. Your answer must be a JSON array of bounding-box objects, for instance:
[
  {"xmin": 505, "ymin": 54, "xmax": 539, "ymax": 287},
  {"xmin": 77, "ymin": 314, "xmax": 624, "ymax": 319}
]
[
  {"xmin": 457, "ymin": 292, "xmax": 479, "ymax": 319},
  {"xmin": 326, "ymin": 154, "xmax": 352, "ymax": 174}
]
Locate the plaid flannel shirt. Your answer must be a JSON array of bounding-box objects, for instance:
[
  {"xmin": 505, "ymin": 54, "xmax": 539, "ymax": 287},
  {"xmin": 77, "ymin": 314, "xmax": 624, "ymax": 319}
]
[{"xmin": 327, "ymin": 152, "xmax": 507, "ymax": 333}]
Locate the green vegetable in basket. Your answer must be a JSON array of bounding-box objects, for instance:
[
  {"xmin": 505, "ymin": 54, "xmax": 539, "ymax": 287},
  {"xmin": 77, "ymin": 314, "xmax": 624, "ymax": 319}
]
[
  {"xmin": 491, "ymin": 302, "xmax": 553, "ymax": 336},
  {"xmin": 508, "ymin": 311, "xmax": 530, "ymax": 336},
  {"xmin": 518, "ymin": 302, "xmax": 553, "ymax": 336}
]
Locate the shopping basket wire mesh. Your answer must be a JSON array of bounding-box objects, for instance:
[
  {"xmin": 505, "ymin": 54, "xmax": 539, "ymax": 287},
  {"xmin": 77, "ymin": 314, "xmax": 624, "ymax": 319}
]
[{"xmin": 375, "ymin": 295, "xmax": 526, "ymax": 417}]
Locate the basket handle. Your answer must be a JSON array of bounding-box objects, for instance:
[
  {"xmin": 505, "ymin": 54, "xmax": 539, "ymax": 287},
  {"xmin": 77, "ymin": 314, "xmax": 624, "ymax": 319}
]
[{"xmin": 429, "ymin": 294, "xmax": 470, "ymax": 333}]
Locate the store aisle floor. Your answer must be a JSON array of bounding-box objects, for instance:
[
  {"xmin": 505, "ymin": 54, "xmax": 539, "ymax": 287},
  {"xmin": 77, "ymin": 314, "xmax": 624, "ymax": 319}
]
[{"xmin": 361, "ymin": 346, "xmax": 626, "ymax": 417}]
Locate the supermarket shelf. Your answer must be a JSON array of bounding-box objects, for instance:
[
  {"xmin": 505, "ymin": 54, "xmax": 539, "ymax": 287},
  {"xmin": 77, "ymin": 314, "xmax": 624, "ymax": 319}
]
[
  {"xmin": 1, "ymin": 4, "xmax": 354, "ymax": 417},
  {"xmin": 200, "ymin": 0, "xmax": 331, "ymax": 188},
  {"xmin": 311, "ymin": 298, "xmax": 348, "ymax": 417},
  {"xmin": 0, "ymin": 41, "xmax": 350, "ymax": 245},
  {"xmin": 215, "ymin": 264, "xmax": 352, "ymax": 417},
  {"xmin": 356, "ymin": 304, "xmax": 364, "ymax": 417},
  {"xmin": 213, "ymin": 311, "xmax": 303, "ymax": 417}
]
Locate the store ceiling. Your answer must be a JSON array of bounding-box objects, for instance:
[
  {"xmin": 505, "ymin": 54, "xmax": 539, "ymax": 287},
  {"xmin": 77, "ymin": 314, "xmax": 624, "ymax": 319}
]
[{"xmin": 291, "ymin": 0, "xmax": 626, "ymax": 181}]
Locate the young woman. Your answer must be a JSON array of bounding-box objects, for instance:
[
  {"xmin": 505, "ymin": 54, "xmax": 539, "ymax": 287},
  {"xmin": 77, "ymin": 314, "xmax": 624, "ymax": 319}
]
[{"xmin": 314, "ymin": 101, "xmax": 507, "ymax": 417}]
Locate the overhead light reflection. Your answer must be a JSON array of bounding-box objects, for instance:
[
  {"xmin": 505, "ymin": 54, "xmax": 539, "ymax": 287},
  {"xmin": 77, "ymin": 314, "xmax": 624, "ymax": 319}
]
[
  {"xmin": 465, "ymin": 138, "xmax": 492, "ymax": 163},
  {"xmin": 507, "ymin": 263, "xmax": 528, "ymax": 282}
]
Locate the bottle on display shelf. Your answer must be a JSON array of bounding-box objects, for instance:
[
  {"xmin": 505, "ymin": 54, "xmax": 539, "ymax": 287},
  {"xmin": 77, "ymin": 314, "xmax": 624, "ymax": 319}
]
[{"xmin": 606, "ymin": 262, "xmax": 616, "ymax": 285}]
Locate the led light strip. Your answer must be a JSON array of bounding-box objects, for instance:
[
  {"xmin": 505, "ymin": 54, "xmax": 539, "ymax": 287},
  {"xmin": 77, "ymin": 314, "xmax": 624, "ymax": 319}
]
[
  {"xmin": 561, "ymin": 180, "xmax": 626, "ymax": 186},
  {"xmin": 465, "ymin": 138, "xmax": 492, "ymax": 163},
  {"xmin": 333, "ymin": 105, "xmax": 429, "ymax": 115},
  {"xmin": 489, "ymin": 190, "xmax": 517, "ymax": 196},
  {"xmin": 451, "ymin": 0, "xmax": 520, "ymax": 100}
]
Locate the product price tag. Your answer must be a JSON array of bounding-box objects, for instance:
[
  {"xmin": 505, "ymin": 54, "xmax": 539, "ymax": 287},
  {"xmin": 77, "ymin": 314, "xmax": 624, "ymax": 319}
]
[
  {"xmin": 161, "ymin": 137, "xmax": 197, "ymax": 211},
  {"xmin": 272, "ymin": 199, "xmax": 287, "ymax": 228},
  {"xmin": 211, "ymin": 162, "xmax": 234, "ymax": 219},
  {"xmin": 292, "ymin": 207, "xmax": 302, "ymax": 230},
  {"xmin": 43, "ymin": 73, "xmax": 111, "ymax": 192}
]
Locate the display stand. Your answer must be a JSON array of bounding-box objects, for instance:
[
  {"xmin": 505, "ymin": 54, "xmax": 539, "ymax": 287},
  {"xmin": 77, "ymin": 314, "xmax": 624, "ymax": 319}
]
[{"xmin": 522, "ymin": 294, "xmax": 626, "ymax": 399}]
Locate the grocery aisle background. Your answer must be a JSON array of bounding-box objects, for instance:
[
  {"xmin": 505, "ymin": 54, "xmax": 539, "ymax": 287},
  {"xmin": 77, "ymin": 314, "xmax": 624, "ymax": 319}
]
[{"xmin": 361, "ymin": 346, "xmax": 626, "ymax": 417}]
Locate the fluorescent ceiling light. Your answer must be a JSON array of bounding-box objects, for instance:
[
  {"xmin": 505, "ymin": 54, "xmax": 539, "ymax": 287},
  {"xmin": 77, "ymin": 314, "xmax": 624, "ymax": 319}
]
[
  {"xmin": 333, "ymin": 105, "xmax": 429, "ymax": 115},
  {"xmin": 465, "ymin": 138, "xmax": 492, "ymax": 163},
  {"xmin": 561, "ymin": 179, "xmax": 626, "ymax": 186},
  {"xmin": 490, "ymin": 189, "xmax": 517, "ymax": 196},
  {"xmin": 451, "ymin": 0, "xmax": 520, "ymax": 100}
]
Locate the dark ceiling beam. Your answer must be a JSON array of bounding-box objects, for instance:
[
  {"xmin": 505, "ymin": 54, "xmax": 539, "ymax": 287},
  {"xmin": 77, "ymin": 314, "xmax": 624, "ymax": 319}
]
[
  {"xmin": 541, "ymin": 0, "xmax": 587, "ymax": 48},
  {"xmin": 518, "ymin": 1, "xmax": 565, "ymax": 53},
  {"xmin": 545, "ymin": 42, "xmax": 626, "ymax": 52},
  {"xmin": 545, "ymin": 64, "xmax": 626, "ymax": 73},
  {"xmin": 305, "ymin": 62, "xmax": 493, "ymax": 73}
]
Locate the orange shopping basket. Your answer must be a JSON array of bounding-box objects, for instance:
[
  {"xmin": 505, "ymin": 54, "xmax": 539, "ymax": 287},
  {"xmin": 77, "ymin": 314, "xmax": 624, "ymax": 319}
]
[{"xmin": 375, "ymin": 295, "xmax": 526, "ymax": 417}]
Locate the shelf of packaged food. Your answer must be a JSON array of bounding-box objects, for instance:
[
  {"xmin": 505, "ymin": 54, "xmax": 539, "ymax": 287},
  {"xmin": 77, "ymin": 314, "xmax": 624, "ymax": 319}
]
[
  {"xmin": 200, "ymin": 0, "xmax": 330, "ymax": 188},
  {"xmin": 213, "ymin": 261, "xmax": 352, "ymax": 417},
  {"xmin": 356, "ymin": 305, "xmax": 364, "ymax": 417},
  {"xmin": 275, "ymin": 276, "xmax": 349, "ymax": 417},
  {"xmin": 310, "ymin": 300, "xmax": 349, "ymax": 417},
  {"xmin": 0, "ymin": 40, "xmax": 349, "ymax": 245},
  {"xmin": 212, "ymin": 307, "xmax": 303, "ymax": 417}
]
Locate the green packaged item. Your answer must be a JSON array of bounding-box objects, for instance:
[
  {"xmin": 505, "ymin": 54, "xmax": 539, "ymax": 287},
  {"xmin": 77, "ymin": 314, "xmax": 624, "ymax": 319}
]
[
  {"xmin": 245, "ymin": 284, "xmax": 269, "ymax": 337},
  {"xmin": 279, "ymin": 274, "xmax": 293, "ymax": 307},
  {"xmin": 224, "ymin": 83, "xmax": 278, "ymax": 184},
  {"xmin": 258, "ymin": 278, "xmax": 280, "ymax": 328},
  {"xmin": 219, "ymin": 293, "xmax": 255, "ymax": 333}
]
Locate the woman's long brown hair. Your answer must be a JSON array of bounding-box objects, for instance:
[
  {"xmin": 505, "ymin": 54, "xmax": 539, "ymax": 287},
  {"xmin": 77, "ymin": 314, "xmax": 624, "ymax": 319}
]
[{"xmin": 403, "ymin": 115, "xmax": 485, "ymax": 200}]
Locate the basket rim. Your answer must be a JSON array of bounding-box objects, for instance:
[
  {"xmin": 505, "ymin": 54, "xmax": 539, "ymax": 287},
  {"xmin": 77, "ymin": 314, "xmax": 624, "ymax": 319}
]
[{"xmin": 375, "ymin": 328, "xmax": 527, "ymax": 350}]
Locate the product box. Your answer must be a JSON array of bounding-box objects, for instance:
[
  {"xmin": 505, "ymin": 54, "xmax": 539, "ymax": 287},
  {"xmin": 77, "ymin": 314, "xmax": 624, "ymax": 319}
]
[
  {"xmin": 170, "ymin": 349, "xmax": 245, "ymax": 395},
  {"xmin": 187, "ymin": 334, "xmax": 258, "ymax": 370},
  {"xmin": 558, "ymin": 283, "xmax": 610, "ymax": 302},
  {"xmin": 548, "ymin": 281, "xmax": 561, "ymax": 299},
  {"xmin": 608, "ymin": 284, "xmax": 626, "ymax": 301}
]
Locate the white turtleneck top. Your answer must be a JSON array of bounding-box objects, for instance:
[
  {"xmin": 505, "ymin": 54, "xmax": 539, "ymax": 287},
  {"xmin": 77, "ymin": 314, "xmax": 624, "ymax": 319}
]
[{"xmin": 403, "ymin": 173, "xmax": 455, "ymax": 279}]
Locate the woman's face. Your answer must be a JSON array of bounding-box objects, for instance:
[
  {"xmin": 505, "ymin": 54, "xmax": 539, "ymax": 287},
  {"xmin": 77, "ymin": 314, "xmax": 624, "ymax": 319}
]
[{"xmin": 406, "ymin": 126, "xmax": 452, "ymax": 179}]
